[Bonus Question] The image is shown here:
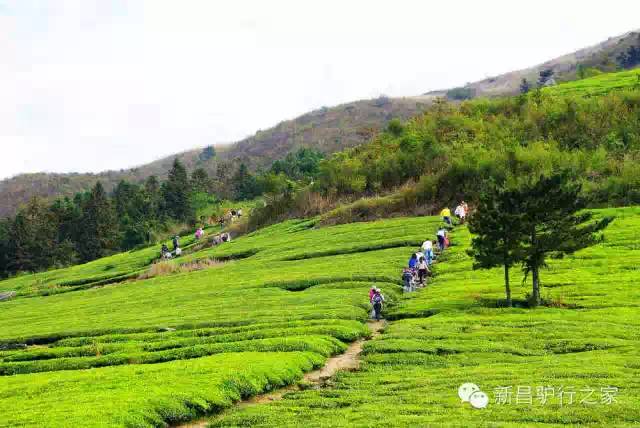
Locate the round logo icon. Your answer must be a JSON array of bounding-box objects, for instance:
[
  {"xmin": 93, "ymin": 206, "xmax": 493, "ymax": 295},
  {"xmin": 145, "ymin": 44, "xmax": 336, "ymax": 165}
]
[
  {"xmin": 469, "ymin": 390, "xmax": 489, "ymax": 409},
  {"xmin": 458, "ymin": 383, "xmax": 480, "ymax": 402}
]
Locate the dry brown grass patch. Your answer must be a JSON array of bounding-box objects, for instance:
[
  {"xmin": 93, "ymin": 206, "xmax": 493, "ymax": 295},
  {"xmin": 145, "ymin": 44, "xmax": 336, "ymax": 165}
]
[{"xmin": 138, "ymin": 258, "xmax": 225, "ymax": 280}]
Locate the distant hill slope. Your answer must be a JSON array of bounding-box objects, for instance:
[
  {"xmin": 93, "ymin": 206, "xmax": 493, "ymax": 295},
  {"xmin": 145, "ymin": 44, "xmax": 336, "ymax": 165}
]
[
  {"xmin": 3, "ymin": 29, "xmax": 639, "ymax": 218},
  {"xmin": 427, "ymin": 29, "xmax": 640, "ymax": 99},
  {"xmin": 0, "ymin": 97, "xmax": 427, "ymax": 218}
]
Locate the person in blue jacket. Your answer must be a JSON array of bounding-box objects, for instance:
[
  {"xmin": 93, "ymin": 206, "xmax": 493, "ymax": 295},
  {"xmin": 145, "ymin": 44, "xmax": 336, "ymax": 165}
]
[{"xmin": 408, "ymin": 253, "xmax": 417, "ymax": 269}]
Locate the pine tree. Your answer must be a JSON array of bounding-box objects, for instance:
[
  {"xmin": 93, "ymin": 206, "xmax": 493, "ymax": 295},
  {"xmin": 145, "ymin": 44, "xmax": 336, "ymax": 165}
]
[
  {"xmin": 232, "ymin": 163, "xmax": 259, "ymax": 200},
  {"xmin": 0, "ymin": 219, "xmax": 9, "ymax": 277},
  {"xmin": 467, "ymin": 183, "xmax": 526, "ymax": 307},
  {"xmin": 162, "ymin": 159, "xmax": 193, "ymax": 221},
  {"xmin": 77, "ymin": 182, "xmax": 119, "ymax": 262},
  {"xmin": 7, "ymin": 212, "xmax": 31, "ymax": 273},
  {"xmin": 114, "ymin": 180, "xmax": 144, "ymax": 221},
  {"xmin": 517, "ymin": 174, "xmax": 613, "ymax": 306},
  {"xmin": 143, "ymin": 175, "xmax": 161, "ymax": 219},
  {"xmin": 6, "ymin": 198, "xmax": 58, "ymax": 272},
  {"xmin": 213, "ymin": 161, "xmax": 233, "ymax": 199},
  {"xmin": 190, "ymin": 168, "xmax": 212, "ymax": 194}
]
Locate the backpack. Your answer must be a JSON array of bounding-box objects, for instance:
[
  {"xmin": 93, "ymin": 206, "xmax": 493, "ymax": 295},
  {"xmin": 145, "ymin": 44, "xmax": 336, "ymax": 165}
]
[{"xmin": 373, "ymin": 294, "xmax": 383, "ymax": 304}]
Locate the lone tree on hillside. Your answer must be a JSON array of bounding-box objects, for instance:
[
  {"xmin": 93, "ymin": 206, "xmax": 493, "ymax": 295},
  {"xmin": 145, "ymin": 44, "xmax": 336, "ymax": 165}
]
[
  {"xmin": 519, "ymin": 78, "xmax": 531, "ymax": 94},
  {"xmin": 516, "ymin": 174, "xmax": 613, "ymax": 306},
  {"xmin": 467, "ymin": 183, "xmax": 526, "ymax": 307}
]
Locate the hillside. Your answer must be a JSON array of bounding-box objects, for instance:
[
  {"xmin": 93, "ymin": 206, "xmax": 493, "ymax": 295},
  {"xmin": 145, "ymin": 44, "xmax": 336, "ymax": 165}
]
[
  {"xmin": 427, "ymin": 29, "xmax": 640, "ymax": 99},
  {"xmin": 307, "ymin": 67, "xmax": 640, "ymax": 226},
  {"xmin": 0, "ymin": 97, "xmax": 427, "ymax": 218},
  {"xmin": 0, "ymin": 207, "xmax": 637, "ymax": 426},
  {"xmin": 4, "ymin": 30, "xmax": 640, "ymax": 219}
]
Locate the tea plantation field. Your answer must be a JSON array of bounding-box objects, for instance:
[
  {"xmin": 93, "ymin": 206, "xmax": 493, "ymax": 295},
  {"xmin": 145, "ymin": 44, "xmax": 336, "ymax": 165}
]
[
  {"xmin": 544, "ymin": 68, "xmax": 640, "ymax": 97},
  {"xmin": 0, "ymin": 207, "xmax": 638, "ymax": 427},
  {"xmin": 212, "ymin": 206, "xmax": 640, "ymax": 427},
  {"xmin": 0, "ymin": 216, "xmax": 435, "ymax": 427}
]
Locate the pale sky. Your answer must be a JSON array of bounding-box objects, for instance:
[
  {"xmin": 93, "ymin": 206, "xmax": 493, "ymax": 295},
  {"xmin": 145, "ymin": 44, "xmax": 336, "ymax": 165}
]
[{"xmin": 1, "ymin": 1, "xmax": 639, "ymax": 179}]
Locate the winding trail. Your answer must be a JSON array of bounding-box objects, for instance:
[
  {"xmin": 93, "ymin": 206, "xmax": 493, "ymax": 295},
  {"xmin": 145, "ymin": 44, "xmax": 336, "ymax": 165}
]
[{"xmin": 175, "ymin": 320, "xmax": 385, "ymax": 428}]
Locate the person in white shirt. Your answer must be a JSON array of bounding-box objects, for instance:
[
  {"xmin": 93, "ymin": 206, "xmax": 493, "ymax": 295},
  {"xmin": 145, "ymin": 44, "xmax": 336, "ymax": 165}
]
[
  {"xmin": 422, "ymin": 240, "xmax": 434, "ymax": 265},
  {"xmin": 454, "ymin": 204, "xmax": 466, "ymax": 224}
]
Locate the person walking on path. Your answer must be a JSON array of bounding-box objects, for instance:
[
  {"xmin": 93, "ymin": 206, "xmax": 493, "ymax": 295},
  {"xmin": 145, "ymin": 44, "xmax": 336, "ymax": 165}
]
[
  {"xmin": 417, "ymin": 257, "xmax": 430, "ymax": 286},
  {"xmin": 371, "ymin": 288, "xmax": 385, "ymax": 321},
  {"xmin": 422, "ymin": 239, "xmax": 434, "ymax": 265},
  {"xmin": 440, "ymin": 207, "xmax": 452, "ymax": 226},
  {"xmin": 454, "ymin": 203, "xmax": 466, "ymax": 224},
  {"xmin": 369, "ymin": 286, "xmax": 377, "ymax": 318},
  {"xmin": 436, "ymin": 228, "xmax": 447, "ymax": 251},
  {"xmin": 408, "ymin": 253, "xmax": 418, "ymax": 269},
  {"xmin": 161, "ymin": 244, "xmax": 171, "ymax": 259},
  {"xmin": 402, "ymin": 268, "xmax": 414, "ymax": 292},
  {"xmin": 195, "ymin": 227, "xmax": 204, "ymax": 240}
]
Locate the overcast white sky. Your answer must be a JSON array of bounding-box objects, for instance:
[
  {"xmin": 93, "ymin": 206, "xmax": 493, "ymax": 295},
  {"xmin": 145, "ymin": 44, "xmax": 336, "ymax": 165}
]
[{"xmin": 1, "ymin": 1, "xmax": 639, "ymax": 179}]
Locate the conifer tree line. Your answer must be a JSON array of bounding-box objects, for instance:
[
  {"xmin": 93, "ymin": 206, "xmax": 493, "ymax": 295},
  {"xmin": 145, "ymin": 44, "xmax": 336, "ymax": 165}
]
[
  {"xmin": 0, "ymin": 159, "xmax": 194, "ymax": 276},
  {"xmin": 0, "ymin": 148, "xmax": 325, "ymax": 277}
]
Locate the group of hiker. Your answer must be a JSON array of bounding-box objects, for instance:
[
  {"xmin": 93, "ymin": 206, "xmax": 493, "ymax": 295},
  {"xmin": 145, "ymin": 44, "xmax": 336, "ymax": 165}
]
[
  {"xmin": 159, "ymin": 227, "xmax": 232, "ymax": 260},
  {"xmin": 370, "ymin": 201, "xmax": 467, "ymax": 319},
  {"xmin": 441, "ymin": 200, "xmax": 469, "ymax": 226},
  {"xmin": 217, "ymin": 208, "xmax": 243, "ymax": 228},
  {"xmin": 160, "ymin": 235, "xmax": 183, "ymax": 260}
]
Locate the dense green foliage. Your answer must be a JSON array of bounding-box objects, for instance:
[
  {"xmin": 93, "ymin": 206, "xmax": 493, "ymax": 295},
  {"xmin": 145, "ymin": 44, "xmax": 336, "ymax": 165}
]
[{"xmin": 313, "ymin": 71, "xmax": 640, "ymax": 211}]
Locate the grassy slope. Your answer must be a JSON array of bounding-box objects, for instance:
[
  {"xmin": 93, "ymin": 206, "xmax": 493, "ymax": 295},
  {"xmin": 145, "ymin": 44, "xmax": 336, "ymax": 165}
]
[
  {"xmin": 0, "ymin": 208, "xmax": 638, "ymax": 427},
  {"xmin": 543, "ymin": 68, "xmax": 640, "ymax": 97},
  {"xmin": 0, "ymin": 216, "xmax": 440, "ymax": 427},
  {"xmin": 212, "ymin": 206, "xmax": 640, "ymax": 427},
  {"xmin": 0, "ymin": 230, "xmax": 206, "ymax": 298}
]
